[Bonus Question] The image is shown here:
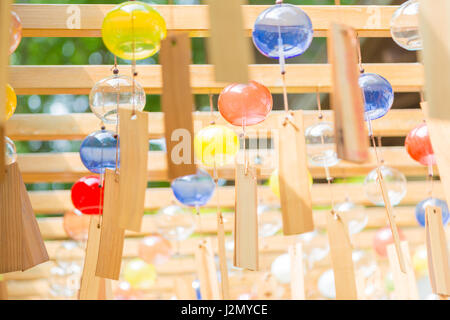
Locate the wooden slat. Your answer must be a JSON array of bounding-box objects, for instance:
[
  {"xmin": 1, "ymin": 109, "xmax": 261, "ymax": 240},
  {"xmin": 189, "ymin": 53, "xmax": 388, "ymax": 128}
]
[
  {"xmin": 13, "ymin": 4, "xmax": 398, "ymax": 38},
  {"xmin": 6, "ymin": 109, "xmax": 425, "ymax": 141},
  {"xmin": 8, "ymin": 64, "xmax": 424, "ymax": 95},
  {"xmin": 15, "ymin": 147, "xmax": 433, "ymax": 183}
]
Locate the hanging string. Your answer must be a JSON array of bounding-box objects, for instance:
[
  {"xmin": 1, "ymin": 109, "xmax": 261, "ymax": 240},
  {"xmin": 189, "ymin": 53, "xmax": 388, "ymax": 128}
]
[
  {"xmin": 131, "ymin": 8, "xmax": 137, "ymax": 119},
  {"xmin": 356, "ymin": 33, "xmax": 365, "ymax": 74},
  {"xmin": 209, "ymin": 93, "xmax": 215, "ymax": 125},
  {"xmin": 419, "ymin": 91, "xmax": 434, "ymax": 197}
]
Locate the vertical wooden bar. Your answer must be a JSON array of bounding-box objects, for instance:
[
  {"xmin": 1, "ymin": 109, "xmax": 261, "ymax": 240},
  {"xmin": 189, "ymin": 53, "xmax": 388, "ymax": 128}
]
[
  {"xmin": 425, "ymin": 206, "xmax": 450, "ymax": 296},
  {"xmin": 0, "ymin": 277, "xmax": 7, "ymax": 300},
  {"xmin": 118, "ymin": 108, "xmax": 148, "ymax": 232},
  {"xmin": 387, "ymin": 241, "xmax": 419, "ymax": 300},
  {"xmin": 194, "ymin": 238, "xmax": 220, "ymax": 300},
  {"xmin": 96, "ymin": 169, "xmax": 125, "ymax": 280},
  {"xmin": 79, "ymin": 214, "xmax": 102, "ymax": 300},
  {"xmin": 327, "ymin": 23, "xmax": 369, "ymax": 163},
  {"xmin": 234, "ymin": 164, "xmax": 258, "ymax": 271},
  {"xmin": 326, "ymin": 212, "xmax": 358, "ymax": 300},
  {"xmin": 217, "ymin": 211, "xmax": 230, "ymax": 299},
  {"xmin": 97, "ymin": 278, "xmax": 113, "ymax": 300},
  {"xmin": 278, "ymin": 111, "xmax": 314, "ymax": 235},
  {"xmin": 206, "ymin": 0, "xmax": 250, "ymax": 83},
  {"xmin": 0, "ymin": 163, "xmax": 23, "ymax": 273},
  {"xmin": 0, "ymin": 0, "xmax": 12, "ymax": 182},
  {"xmin": 160, "ymin": 32, "xmax": 196, "ymax": 180},
  {"xmin": 289, "ymin": 242, "xmax": 305, "ymax": 300},
  {"xmin": 419, "ymin": 0, "xmax": 450, "ymax": 120}
]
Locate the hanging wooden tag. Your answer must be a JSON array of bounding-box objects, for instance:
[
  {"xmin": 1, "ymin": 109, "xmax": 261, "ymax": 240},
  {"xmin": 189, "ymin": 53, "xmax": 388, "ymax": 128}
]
[
  {"xmin": 175, "ymin": 276, "xmax": 197, "ymax": 300},
  {"xmin": 118, "ymin": 108, "xmax": 148, "ymax": 232},
  {"xmin": 206, "ymin": 0, "xmax": 251, "ymax": 83},
  {"xmin": 387, "ymin": 241, "xmax": 419, "ymax": 300},
  {"xmin": 79, "ymin": 214, "xmax": 102, "ymax": 300},
  {"xmin": 327, "ymin": 23, "xmax": 369, "ymax": 163},
  {"xmin": 160, "ymin": 32, "xmax": 196, "ymax": 180},
  {"xmin": 194, "ymin": 238, "xmax": 220, "ymax": 300},
  {"xmin": 96, "ymin": 169, "xmax": 125, "ymax": 280},
  {"xmin": 425, "ymin": 206, "xmax": 450, "ymax": 296},
  {"xmin": 278, "ymin": 111, "xmax": 314, "ymax": 235},
  {"xmin": 97, "ymin": 278, "xmax": 113, "ymax": 300},
  {"xmin": 217, "ymin": 211, "xmax": 230, "ymax": 299},
  {"xmin": 326, "ymin": 212, "xmax": 357, "ymax": 300},
  {"xmin": 289, "ymin": 242, "xmax": 305, "ymax": 300},
  {"xmin": 419, "ymin": 0, "xmax": 450, "ymax": 120},
  {"xmin": 0, "ymin": 276, "xmax": 7, "ymax": 300},
  {"xmin": 234, "ymin": 164, "xmax": 258, "ymax": 271}
]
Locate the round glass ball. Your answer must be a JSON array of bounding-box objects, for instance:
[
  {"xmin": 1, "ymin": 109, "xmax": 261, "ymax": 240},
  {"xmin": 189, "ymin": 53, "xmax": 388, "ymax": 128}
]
[
  {"xmin": 171, "ymin": 170, "xmax": 215, "ymax": 208},
  {"xmin": 405, "ymin": 123, "xmax": 435, "ymax": 166},
  {"xmin": 252, "ymin": 3, "xmax": 313, "ymax": 59},
  {"xmin": 89, "ymin": 75, "xmax": 146, "ymax": 124},
  {"xmin": 305, "ymin": 122, "xmax": 340, "ymax": 167},
  {"xmin": 9, "ymin": 11, "xmax": 22, "ymax": 55},
  {"xmin": 155, "ymin": 205, "xmax": 196, "ymax": 241},
  {"xmin": 390, "ymin": 0, "xmax": 421, "ymax": 51},
  {"xmin": 415, "ymin": 197, "xmax": 449, "ymax": 227},
  {"xmin": 80, "ymin": 129, "xmax": 119, "ymax": 174},
  {"xmin": 359, "ymin": 73, "xmax": 394, "ymax": 121},
  {"xmin": 138, "ymin": 234, "xmax": 172, "ymax": 265},
  {"xmin": 364, "ymin": 165, "xmax": 407, "ymax": 207},
  {"xmin": 102, "ymin": 1, "xmax": 167, "ymax": 60},
  {"xmin": 5, "ymin": 136, "xmax": 17, "ymax": 165},
  {"xmin": 6, "ymin": 83, "xmax": 17, "ymax": 121}
]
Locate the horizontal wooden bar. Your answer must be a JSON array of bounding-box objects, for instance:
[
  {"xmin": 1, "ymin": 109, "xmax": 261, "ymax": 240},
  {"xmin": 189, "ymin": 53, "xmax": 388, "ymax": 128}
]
[
  {"xmin": 13, "ymin": 4, "xmax": 398, "ymax": 38},
  {"xmin": 6, "ymin": 109, "xmax": 424, "ymax": 141},
  {"xmin": 29, "ymin": 181, "xmax": 442, "ymax": 214},
  {"xmin": 9, "ymin": 64, "xmax": 424, "ymax": 95}
]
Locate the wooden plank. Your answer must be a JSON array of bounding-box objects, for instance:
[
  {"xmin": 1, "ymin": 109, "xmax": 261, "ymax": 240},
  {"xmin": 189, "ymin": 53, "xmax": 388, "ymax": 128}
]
[
  {"xmin": 278, "ymin": 111, "xmax": 314, "ymax": 235},
  {"xmin": 8, "ymin": 64, "xmax": 424, "ymax": 95},
  {"xmin": 97, "ymin": 278, "xmax": 113, "ymax": 300},
  {"xmin": 95, "ymin": 169, "xmax": 124, "ymax": 280},
  {"xmin": 326, "ymin": 212, "xmax": 358, "ymax": 300},
  {"xmin": 79, "ymin": 215, "xmax": 101, "ymax": 300},
  {"xmin": 289, "ymin": 242, "xmax": 305, "ymax": 300},
  {"xmin": 328, "ymin": 23, "xmax": 368, "ymax": 163},
  {"xmin": 0, "ymin": 279, "xmax": 7, "ymax": 300},
  {"xmin": 419, "ymin": 0, "xmax": 450, "ymax": 120},
  {"xmin": 13, "ymin": 4, "xmax": 398, "ymax": 38},
  {"xmin": 118, "ymin": 109, "xmax": 148, "ymax": 232},
  {"xmin": 6, "ymin": 109, "xmax": 426, "ymax": 141},
  {"xmin": 160, "ymin": 33, "xmax": 196, "ymax": 180},
  {"xmin": 194, "ymin": 238, "xmax": 220, "ymax": 300},
  {"xmin": 206, "ymin": 0, "xmax": 250, "ymax": 83},
  {"xmin": 234, "ymin": 164, "xmax": 258, "ymax": 271},
  {"xmin": 216, "ymin": 211, "xmax": 230, "ymax": 300},
  {"xmin": 387, "ymin": 241, "xmax": 419, "ymax": 300}
]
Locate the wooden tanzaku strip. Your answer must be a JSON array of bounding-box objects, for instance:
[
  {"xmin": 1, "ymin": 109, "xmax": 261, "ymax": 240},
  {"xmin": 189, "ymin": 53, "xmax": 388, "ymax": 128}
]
[
  {"xmin": 0, "ymin": 163, "xmax": 24, "ymax": 273},
  {"xmin": 97, "ymin": 278, "xmax": 113, "ymax": 300},
  {"xmin": 216, "ymin": 211, "xmax": 230, "ymax": 299},
  {"xmin": 118, "ymin": 109, "xmax": 149, "ymax": 232},
  {"xmin": 425, "ymin": 206, "xmax": 450, "ymax": 296},
  {"xmin": 96, "ymin": 170, "xmax": 124, "ymax": 280},
  {"xmin": 387, "ymin": 241, "xmax": 419, "ymax": 300},
  {"xmin": 0, "ymin": 278, "xmax": 7, "ymax": 300},
  {"xmin": 326, "ymin": 212, "xmax": 358, "ymax": 300},
  {"xmin": 194, "ymin": 238, "xmax": 220, "ymax": 300},
  {"xmin": 419, "ymin": 0, "xmax": 450, "ymax": 120},
  {"xmin": 8, "ymin": 63, "xmax": 424, "ymax": 95},
  {"xmin": 278, "ymin": 111, "xmax": 314, "ymax": 235},
  {"xmin": 0, "ymin": 0, "xmax": 12, "ymax": 182},
  {"xmin": 160, "ymin": 33, "xmax": 196, "ymax": 180},
  {"xmin": 377, "ymin": 168, "xmax": 406, "ymax": 273},
  {"xmin": 175, "ymin": 276, "xmax": 197, "ymax": 300},
  {"xmin": 18, "ymin": 168, "xmax": 49, "ymax": 271},
  {"xmin": 79, "ymin": 215, "xmax": 102, "ymax": 300},
  {"xmin": 289, "ymin": 242, "xmax": 305, "ymax": 300},
  {"xmin": 206, "ymin": 0, "xmax": 250, "ymax": 83},
  {"xmin": 13, "ymin": 4, "xmax": 398, "ymax": 38},
  {"xmin": 328, "ymin": 23, "xmax": 369, "ymax": 163},
  {"xmin": 6, "ymin": 109, "xmax": 426, "ymax": 141},
  {"xmin": 234, "ymin": 164, "xmax": 258, "ymax": 271}
]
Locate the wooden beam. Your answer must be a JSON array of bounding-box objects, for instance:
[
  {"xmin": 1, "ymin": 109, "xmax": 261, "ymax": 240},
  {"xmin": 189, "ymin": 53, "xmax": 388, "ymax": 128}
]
[
  {"xmin": 13, "ymin": 4, "xmax": 398, "ymax": 38},
  {"xmin": 8, "ymin": 64, "xmax": 424, "ymax": 95}
]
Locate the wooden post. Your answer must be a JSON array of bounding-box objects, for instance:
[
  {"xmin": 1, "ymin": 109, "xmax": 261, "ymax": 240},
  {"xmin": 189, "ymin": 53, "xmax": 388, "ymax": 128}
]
[
  {"xmin": 289, "ymin": 242, "xmax": 305, "ymax": 300},
  {"xmin": 425, "ymin": 206, "xmax": 450, "ymax": 297},
  {"xmin": 234, "ymin": 163, "xmax": 258, "ymax": 271},
  {"xmin": 118, "ymin": 108, "xmax": 148, "ymax": 232},
  {"xmin": 160, "ymin": 32, "xmax": 197, "ymax": 180},
  {"xmin": 387, "ymin": 241, "xmax": 419, "ymax": 300},
  {"xmin": 206, "ymin": 0, "xmax": 250, "ymax": 83},
  {"xmin": 79, "ymin": 214, "xmax": 102, "ymax": 300},
  {"xmin": 194, "ymin": 238, "xmax": 220, "ymax": 300},
  {"xmin": 326, "ymin": 212, "xmax": 358, "ymax": 300},
  {"xmin": 216, "ymin": 211, "xmax": 230, "ymax": 299},
  {"xmin": 278, "ymin": 111, "xmax": 314, "ymax": 235},
  {"xmin": 327, "ymin": 23, "xmax": 369, "ymax": 163},
  {"xmin": 96, "ymin": 169, "xmax": 125, "ymax": 280}
]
